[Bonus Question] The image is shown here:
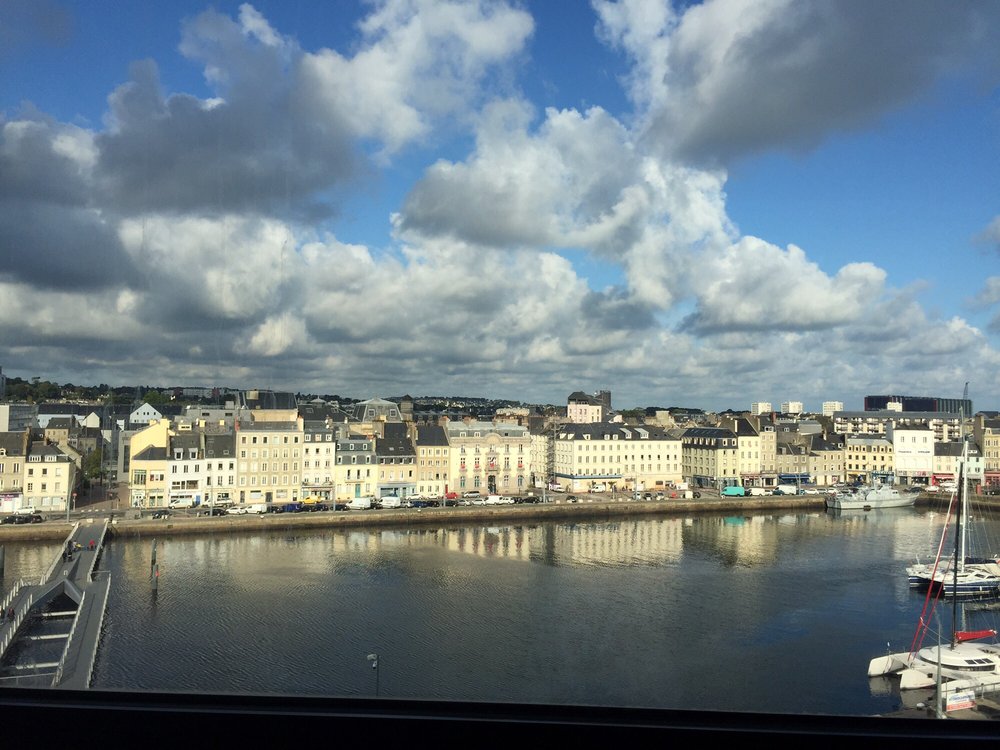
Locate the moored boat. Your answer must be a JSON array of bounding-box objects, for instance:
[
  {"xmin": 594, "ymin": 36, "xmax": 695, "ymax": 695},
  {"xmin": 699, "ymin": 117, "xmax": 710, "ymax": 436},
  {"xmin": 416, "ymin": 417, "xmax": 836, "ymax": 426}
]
[{"xmin": 825, "ymin": 484, "xmax": 913, "ymax": 511}]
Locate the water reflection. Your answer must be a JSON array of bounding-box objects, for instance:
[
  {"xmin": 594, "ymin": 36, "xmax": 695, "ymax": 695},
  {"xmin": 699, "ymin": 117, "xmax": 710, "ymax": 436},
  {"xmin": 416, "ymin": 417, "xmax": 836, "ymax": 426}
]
[{"xmin": 8, "ymin": 506, "xmax": 996, "ymax": 716}]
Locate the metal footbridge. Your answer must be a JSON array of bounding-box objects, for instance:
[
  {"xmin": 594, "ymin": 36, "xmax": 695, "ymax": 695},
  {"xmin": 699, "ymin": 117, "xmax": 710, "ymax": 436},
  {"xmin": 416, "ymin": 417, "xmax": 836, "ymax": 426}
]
[{"xmin": 0, "ymin": 520, "xmax": 110, "ymax": 688}]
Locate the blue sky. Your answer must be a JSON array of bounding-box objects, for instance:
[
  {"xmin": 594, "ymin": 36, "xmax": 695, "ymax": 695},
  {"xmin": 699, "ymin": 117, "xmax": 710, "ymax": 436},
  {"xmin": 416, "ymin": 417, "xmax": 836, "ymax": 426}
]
[{"xmin": 1, "ymin": 1, "xmax": 999, "ymax": 411}]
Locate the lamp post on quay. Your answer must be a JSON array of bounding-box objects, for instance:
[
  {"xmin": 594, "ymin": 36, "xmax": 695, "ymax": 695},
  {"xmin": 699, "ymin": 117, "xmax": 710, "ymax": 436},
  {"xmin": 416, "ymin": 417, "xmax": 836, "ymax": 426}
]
[{"xmin": 366, "ymin": 652, "xmax": 379, "ymax": 697}]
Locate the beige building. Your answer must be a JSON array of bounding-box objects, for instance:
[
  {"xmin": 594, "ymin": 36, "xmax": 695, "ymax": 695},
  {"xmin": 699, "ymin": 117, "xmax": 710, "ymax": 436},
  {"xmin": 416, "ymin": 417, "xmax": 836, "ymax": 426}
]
[
  {"xmin": 973, "ymin": 415, "xmax": 1000, "ymax": 486},
  {"xmin": 415, "ymin": 424, "xmax": 451, "ymax": 498},
  {"xmin": 552, "ymin": 423, "xmax": 682, "ymax": 493},
  {"xmin": 681, "ymin": 427, "xmax": 740, "ymax": 489},
  {"xmin": 807, "ymin": 436, "xmax": 844, "ymax": 487},
  {"xmin": 0, "ymin": 431, "xmax": 29, "ymax": 510},
  {"xmin": 301, "ymin": 420, "xmax": 339, "ymax": 502},
  {"xmin": 844, "ymin": 435, "xmax": 894, "ymax": 484},
  {"xmin": 446, "ymin": 420, "xmax": 531, "ymax": 495},
  {"xmin": 23, "ymin": 440, "xmax": 77, "ymax": 512},
  {"xmin": 235, "ymin": 416, "xmax": 303, "ymax": 505}
]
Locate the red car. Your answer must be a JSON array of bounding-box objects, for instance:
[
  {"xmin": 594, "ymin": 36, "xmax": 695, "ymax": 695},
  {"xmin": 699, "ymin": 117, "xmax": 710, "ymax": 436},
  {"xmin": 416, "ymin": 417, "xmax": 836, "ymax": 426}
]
[{"xmin": 444, "ymin": 491, "xmax": 458, "ymax": 500}]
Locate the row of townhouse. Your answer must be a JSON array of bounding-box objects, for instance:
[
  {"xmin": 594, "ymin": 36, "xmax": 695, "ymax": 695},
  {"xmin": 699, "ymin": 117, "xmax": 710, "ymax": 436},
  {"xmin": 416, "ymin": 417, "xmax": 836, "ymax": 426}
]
[
  {"xmin": 127, "ymin": 413, "xmax": 535, "ymax": 507},
  {"xmin": 123, "ymin": 406, "xmax": 1000, "ymax": 507},
  {"xmin": 0, "ymin": 430, "xmax": 78, "ymax": 512}
]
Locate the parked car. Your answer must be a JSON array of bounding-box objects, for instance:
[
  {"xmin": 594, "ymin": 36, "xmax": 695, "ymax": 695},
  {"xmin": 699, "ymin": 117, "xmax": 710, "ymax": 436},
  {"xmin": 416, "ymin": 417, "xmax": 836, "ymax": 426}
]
[
  {"xmin": 347, "ymin": 496, "xmax": 374, "ymax": 510},
  {"xmin": 1, "ymin": 515, "xmax": 18, "ymax": 525},
  {"xmin": 379, "ymin": 496, "xmax": 402, "ymax": 509},
  {"xmin": 566, "ymin": 495, "xmax": 578, "ymax": 503},
  {"xmin": 200, "ymin": 507, "xmax": 227, "ymax": 516},
  {"xmin": 462, "ymin": 491, "xmax": 482, "ymax": 498},
  {"xmin": 408, "ymin": 499, "xmax": 431, "ymax": 508},
  {"xmin": 226, "ymin": 506, "xmax": 249, "ymax": 515},
  {"xmin": 721, "ymin": 486, "xmax": 746, "ymax": 497},
  {"xmin": 444, "ymin": 492, "xmax": 459, "ymax": 500},
  {"xmin": 151, "ymin": 510, "xmax": 171, "ymax": 519}
]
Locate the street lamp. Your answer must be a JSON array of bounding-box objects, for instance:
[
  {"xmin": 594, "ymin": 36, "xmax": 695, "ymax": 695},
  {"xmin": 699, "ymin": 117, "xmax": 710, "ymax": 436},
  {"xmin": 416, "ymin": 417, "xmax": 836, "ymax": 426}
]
[{"xmin": 366, "ymin": 652, "xmax": 379, "ymax": 697}]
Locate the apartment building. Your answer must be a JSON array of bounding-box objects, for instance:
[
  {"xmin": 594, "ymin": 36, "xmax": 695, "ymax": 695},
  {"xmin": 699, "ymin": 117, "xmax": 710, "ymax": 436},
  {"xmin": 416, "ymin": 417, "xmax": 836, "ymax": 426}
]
[
  {"xmin": 446, "ymin": 420, "xmax": 531, "ymax": 495},
  {"xmin": 844, "ymin": 435, "xmax": 894, "ymax": 484},
  {"xmin": 0, "ymin": 430, "xmax": 28, "ymax": 510},
  {"xmin": 566, "ymin": 391, "xmax": 610, "ymax": 423},
  {"xmin": 376, "ymin": 423, "xmax": 416, "ymax": 499},
  {"xmin": 234, "ymin": 417, "xmax": 303, "ymax": 505},
  {"xmin": 887, "ymin": 424, "xmax": 934, "ymax": 487},
  {"xmin": 22, "ymin": 441, "xmax": 77, "ymax": 512},
  {"xmin": 973, "ymin": 415, "xmax": 1000, "ymax": 486},
  {"xmin": 807, "ymin": 436, "xmax": 844, "ymax": 486},
  {"xmin": 301, "ymin": 419, "xmax": 339, "ymax": 502},
  {"xmin": 415, "ymin": 424, "xmax": 450, "ymax": 499},
  {"xmin": 833, "ymin": 411, "xmax": 962, "ymax": 442},
  {"xmin": 933, "ymin": 441, "xmax": 983, "ymax": 484},
  {"xmin": 332, "ymin": 434, "xmax": 377, "ymax": 500},
  {"xmin": 681, "ymin": 427, "xmax": 740, "ymax": 489},
  {"xmin": 553, "ymin": 422, "xmax": 682, "ymax": 493}
]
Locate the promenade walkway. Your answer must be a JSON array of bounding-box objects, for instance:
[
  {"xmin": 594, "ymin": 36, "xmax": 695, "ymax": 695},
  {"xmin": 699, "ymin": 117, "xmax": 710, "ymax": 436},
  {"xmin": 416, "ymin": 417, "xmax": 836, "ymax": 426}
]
[{"xmin": 0, "ymin": 519, "xmax": 110, "ymax": 688}]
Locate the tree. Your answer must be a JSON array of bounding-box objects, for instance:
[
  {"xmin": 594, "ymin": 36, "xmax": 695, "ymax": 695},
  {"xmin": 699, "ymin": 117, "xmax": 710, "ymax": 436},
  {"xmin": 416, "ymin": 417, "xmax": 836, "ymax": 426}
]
[{"xmin": 83, "ymin": 449, "xmax": 106, "ymax": 483}]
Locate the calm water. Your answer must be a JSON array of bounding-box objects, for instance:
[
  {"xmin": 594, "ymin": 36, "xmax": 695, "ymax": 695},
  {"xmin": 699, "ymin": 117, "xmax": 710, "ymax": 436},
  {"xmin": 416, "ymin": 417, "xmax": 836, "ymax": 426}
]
[{"xmin": 4, "ymin": 506, "xmax": 1000, "ymax": 716}]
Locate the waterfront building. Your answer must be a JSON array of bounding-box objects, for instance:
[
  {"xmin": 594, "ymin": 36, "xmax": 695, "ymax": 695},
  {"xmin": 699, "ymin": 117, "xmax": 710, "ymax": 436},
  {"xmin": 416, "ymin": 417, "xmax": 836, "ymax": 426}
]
[
  {"xmin": 529, "ymin": 423, "xmax": 555, "ymax": 488},
  {"xmin": 680, "ymin": 426, "xmax": 739, "ymax": 489},
  {"xmin": 235, "ymin": 416, "xmax": 303, "ymax": 505},
  {"xmin": 844, "ymin": 435, "xmax": 894, "ymax": 484},
  {"xmin": 972, "ymin": 415, "xmax": 1000, "ymax": 487},
  {"xmin": 22, "ymin": 440, "xmax": 77, "ymax": 512},
  {"xmin": 332, "ymin": 433, "xmax": 377, "ymax": 500},
  {"xmin": 719, "ymin": 417, "xmax": 762, "ymax": 488},
  {"xmin": 887, "ymin": 424, "xmax": 933, "ymax": 487},
  {"xmin": 376, "ymin": 422, "xmax": 417, "ymax": 499},
  {"xmin": 803, "ymin": 435, "xmax": 843, "ymax": 486},
  {"xmin": 0, "ymin": 430, "xmax": 28, "ymax": 511},
  {"xmin": 415, "ymin": 424, "xmax": 451, "ymax": 499},
  {"xmin": 446, "ymin": 420, "xmax": 531, "ymax": 495},
  {"xmin": 552, "ymin": 422, "xmax": 682, "ymax": 493},
  {"xmin": 301, "ymin": 419, "xmax": 339, "ymax": 502},
  {"xmin": 128, "ymin": 420, "xmax": 171, "ymax": 507},
  {"xmin": 933, "ymin": 441, "xmax": 983, "ymax": 485},
  {"xmin": 775, "ymin": 442, "xmax": 810, "ymax": 485},
  {"xmin": 202, "ymin": 431, "xmax": 236, "ymax": 506}
]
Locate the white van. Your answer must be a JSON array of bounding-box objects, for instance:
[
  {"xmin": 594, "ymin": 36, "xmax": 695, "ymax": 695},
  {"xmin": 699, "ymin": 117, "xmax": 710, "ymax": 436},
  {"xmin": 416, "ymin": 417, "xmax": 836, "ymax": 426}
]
[
  {"xmin": 379, "ymin": 496, "xmax": 402, "ymax": 509},
  {"xmin": 347, "ymin": 496, "xmax": 373, "ymax": 510},
  {"xmin": 247, "ymin": 503, "xmax": 268, "ymax": 514},
  {"xmin": 168, "ymin": 496, "xmax": 196, "ymax": 509},
  {"xmin": 774, "ymin": 484, "xmax": 801, "ymax": 496}
]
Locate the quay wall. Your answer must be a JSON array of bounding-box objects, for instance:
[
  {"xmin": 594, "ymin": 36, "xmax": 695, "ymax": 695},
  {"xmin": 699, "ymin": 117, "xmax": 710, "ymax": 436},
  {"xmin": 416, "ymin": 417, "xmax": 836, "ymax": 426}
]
[{"xmin": 1, "ymin": 493, "xmax": 996, "ymax": 542}]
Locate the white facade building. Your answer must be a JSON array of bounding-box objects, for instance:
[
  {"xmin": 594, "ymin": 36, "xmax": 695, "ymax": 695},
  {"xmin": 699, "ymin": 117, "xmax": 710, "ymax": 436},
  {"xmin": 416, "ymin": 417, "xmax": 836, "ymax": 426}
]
[
  {"xmin": 781, "ymin": 401, "xmax": 804, "ymax": 415},
  {"xmin": 750, "ymin": 402, "xmax": 772, "ymax": 415},
  {"xmin": 822, "ymin": 401, "xmax": 844, "ymax": 418}
]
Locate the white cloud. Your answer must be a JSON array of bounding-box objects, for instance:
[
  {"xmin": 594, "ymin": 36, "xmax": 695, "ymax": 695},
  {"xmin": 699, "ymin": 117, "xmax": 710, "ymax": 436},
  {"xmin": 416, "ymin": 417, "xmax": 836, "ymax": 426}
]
[
  {"xmin": 595, "ymin": 0, "xmax": 1000, "ymax": 164},
  {"xmin": 682, "ymin": 238, "xmax": 886, "ymax": 333},
  {"xmin": 300, "ymin": 0, "xmax": 533, "ymax": 155}
]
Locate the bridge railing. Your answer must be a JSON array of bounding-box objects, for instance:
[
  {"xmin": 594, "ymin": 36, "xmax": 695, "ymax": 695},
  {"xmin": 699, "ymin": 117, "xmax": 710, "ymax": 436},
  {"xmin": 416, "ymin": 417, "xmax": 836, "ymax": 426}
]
[
  {"xmin": 0, "ymin": 589, "xmax": 35, "ymax": 658},
  {"xmin": 43, "ymin": 522, "xmax": 80, "ymax": 582},
  {"xmin": 52, "ymin": 585, "xmax": 88, "ymax": 687}
]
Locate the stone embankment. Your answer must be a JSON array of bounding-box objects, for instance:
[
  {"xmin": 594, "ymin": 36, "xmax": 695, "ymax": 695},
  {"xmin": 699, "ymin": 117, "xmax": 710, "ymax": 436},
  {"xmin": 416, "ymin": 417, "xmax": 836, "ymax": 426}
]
[{"xmin": 2, "ymin": 492, "xmax": 996, "ymax": 542}]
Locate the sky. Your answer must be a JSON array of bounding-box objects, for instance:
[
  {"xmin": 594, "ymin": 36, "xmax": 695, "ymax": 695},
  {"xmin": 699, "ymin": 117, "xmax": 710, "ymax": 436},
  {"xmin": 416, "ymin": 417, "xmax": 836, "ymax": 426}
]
[{"xmin": 2, "ymin": 0, "xmax": 999, "ymax": 412}]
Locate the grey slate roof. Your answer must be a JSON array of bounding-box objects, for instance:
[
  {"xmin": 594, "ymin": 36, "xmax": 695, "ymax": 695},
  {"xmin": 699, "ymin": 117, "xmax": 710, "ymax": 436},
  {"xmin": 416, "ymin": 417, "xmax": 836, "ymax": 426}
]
[
  {"xmin": 0, "ymin": 431, "xmax": 28, "ymax": 456},
  {"xmin": 416, "ymin": 424, "xmax": 448, "ymax": 446},
  {"xmin": 204, "ymin": 434, "xmax": 235, "ymax": 458},
  {"xmin": 133, "ymin": 446, "xmax": 167, "ymax": 461}
]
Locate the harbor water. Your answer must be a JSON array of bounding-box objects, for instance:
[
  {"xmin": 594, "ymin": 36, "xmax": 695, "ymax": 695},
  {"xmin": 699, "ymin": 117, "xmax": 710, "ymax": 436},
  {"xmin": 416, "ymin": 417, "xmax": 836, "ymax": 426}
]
[{"xmin": 3, "ymin": 505, "xmax": 999, "ymax": 716}]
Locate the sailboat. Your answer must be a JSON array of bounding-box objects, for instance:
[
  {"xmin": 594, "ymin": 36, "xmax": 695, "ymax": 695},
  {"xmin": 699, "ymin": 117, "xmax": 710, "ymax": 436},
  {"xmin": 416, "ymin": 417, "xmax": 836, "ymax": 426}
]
[
  {"xmin": 869, "ymin": 434, "xmax": 1000, "ymax": 697},
  {"xmin": 905, "ymin": 441, "xmax": 1000, "ymax": 597}
]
